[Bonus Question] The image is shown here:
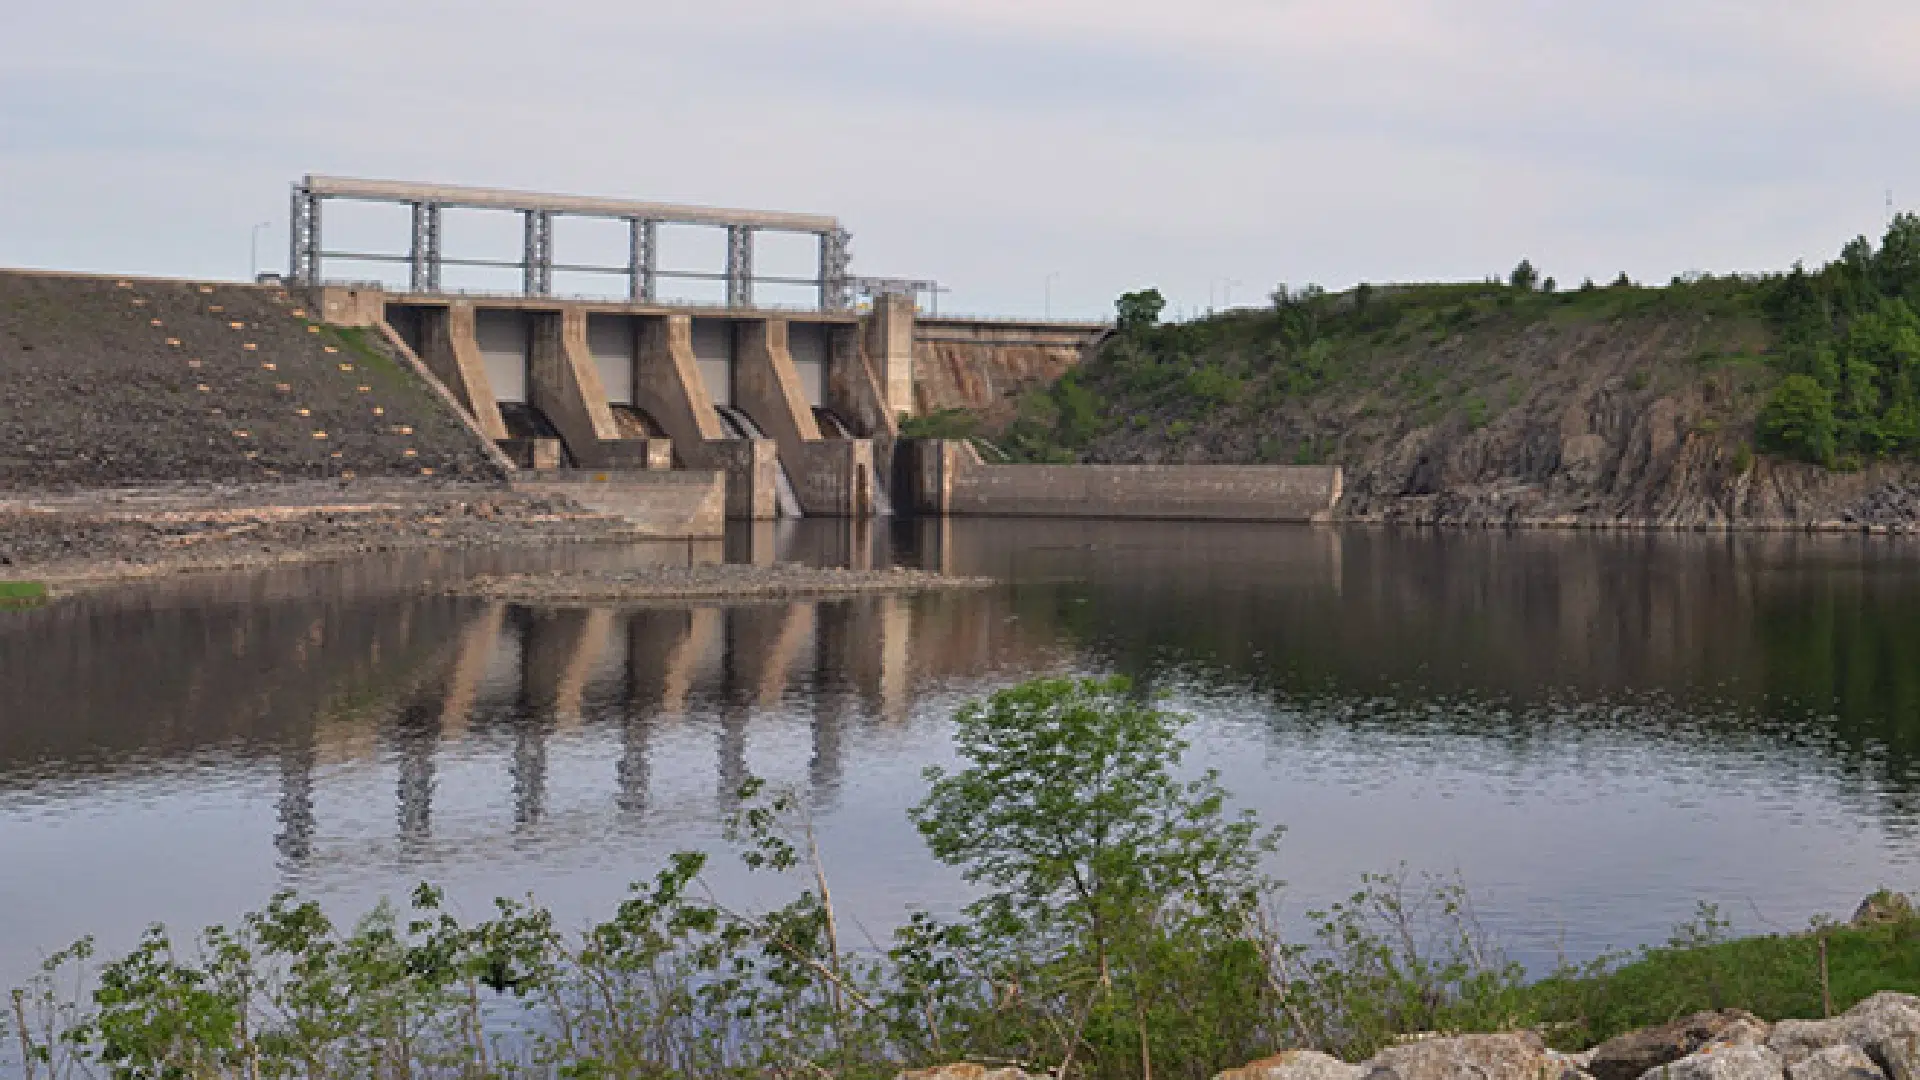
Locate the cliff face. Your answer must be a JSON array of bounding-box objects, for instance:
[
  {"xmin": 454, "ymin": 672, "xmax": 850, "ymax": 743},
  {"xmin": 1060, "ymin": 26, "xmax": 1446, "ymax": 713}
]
[
  {"xmin": 1069, "ymin": 303, "xmax": 1920, "ymax": 529},
  {"xmin": 913, "ymin": 338, "xmax": 1085, "ymax": 429}
]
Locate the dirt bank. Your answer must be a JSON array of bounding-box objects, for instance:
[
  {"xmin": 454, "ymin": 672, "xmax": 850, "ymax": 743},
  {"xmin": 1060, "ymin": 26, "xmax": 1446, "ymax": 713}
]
[
  {"xmin": 0, "ymin": 480, "xmax": 649, "ymax": 591},
  {"xmin": 450, "ymin": 563, "xmax": 994, "ymax": 604}
]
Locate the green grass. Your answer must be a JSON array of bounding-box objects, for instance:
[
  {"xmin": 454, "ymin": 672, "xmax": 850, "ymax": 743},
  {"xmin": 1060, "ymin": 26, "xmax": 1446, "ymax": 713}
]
[
  {"xmin": 0, "ymin": 580, "xmax": 49, "ymax": 609},
  {"xmin": 315, "ymin": 324, "xmax": 410, "ymax": 384},
  {"xmin": 1523, "ymin": 914, "xmax": 1920, "ymax": 1049}
]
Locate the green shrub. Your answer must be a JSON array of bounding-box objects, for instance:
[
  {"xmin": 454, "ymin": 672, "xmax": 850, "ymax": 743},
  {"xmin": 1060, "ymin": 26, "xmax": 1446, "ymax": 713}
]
[
  {"xmin": 898, "ymin": 408, "xmax": 980, "ymax": 440},
  {"xmin": 1758, "ymin": 374, "xmax": 1838, "ymax": 465}
]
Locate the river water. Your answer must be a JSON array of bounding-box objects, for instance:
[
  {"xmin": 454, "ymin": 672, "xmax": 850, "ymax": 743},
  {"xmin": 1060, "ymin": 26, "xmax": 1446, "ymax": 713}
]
[{"xmin": 3, "ymin": 520, "xmax": 1918, "ymax": 993}]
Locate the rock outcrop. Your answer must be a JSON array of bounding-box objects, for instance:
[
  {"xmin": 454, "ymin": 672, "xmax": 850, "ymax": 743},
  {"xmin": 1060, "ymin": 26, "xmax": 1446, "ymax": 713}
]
[
  {"xmin": 1649, "ymin": 1044, "xmax": 1786, "ymax": 1080},
  {"xmin": 1784, "ymin": 1045, "xmax": 1888, "ymax": 1080},
  {"xmin": 1069, "ymin": 310, "xmax": 1920, "ymax": 529},
  {"xmin": 1586, "ymin": 1010, "xmax": 1772, "ymax": 1080},
  {"xmin": 1364, "ymin": 1032, "xmax": 1583, "ymax": 1080},
  {"xmin": 1216, "ymin": 1049, "xmax": 1364, "ymax": 1080}
]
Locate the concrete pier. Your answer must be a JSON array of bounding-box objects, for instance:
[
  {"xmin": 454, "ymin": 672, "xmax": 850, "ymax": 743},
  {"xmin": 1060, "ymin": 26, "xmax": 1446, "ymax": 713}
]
[{"xmin": 327, "ymin": 286, "xmax": 890, "ymax": 520}]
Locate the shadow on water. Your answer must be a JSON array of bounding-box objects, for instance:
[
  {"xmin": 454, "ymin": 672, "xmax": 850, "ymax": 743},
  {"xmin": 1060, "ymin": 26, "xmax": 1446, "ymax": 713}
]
[{"xmin": 4, "ymin": 519, "xmax": 1920, "ymax": 986}]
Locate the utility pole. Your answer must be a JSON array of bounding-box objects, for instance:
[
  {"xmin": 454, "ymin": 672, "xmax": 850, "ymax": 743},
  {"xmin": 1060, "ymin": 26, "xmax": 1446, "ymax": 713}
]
[{"xmin": 1044, "ymin": 271, "xmax": 1061, "ymax": 319}]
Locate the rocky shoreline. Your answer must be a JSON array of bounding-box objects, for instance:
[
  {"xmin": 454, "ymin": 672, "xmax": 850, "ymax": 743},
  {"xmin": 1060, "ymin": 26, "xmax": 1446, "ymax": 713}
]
[
  {"xmin": 450, "ymin": 563, "xmax": 995, "ymax": 604},
  {"xmin": 0, "ymin": 480, "xmax": 650, "ymax": 592},
  {"xmin": 908, "ymin": 993, "xmax": 1920, "ymax": 1080}
]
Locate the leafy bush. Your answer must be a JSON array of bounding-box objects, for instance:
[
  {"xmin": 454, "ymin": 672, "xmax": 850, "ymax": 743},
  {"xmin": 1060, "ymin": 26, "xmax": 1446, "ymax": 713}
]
[
  {"xmin": 899, "ymin": 408, "xmax": 980, "ymax": 441},
  {"xmin": 1758, "ymin": 374, "xmax": 1838, "ymax": 465},
  {"xmin": 1116, "ymin": 289, "xmax": 1166, "ymax": 334}
]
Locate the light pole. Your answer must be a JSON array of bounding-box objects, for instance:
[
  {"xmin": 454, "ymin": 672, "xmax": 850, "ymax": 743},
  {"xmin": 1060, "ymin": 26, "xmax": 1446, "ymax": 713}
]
[
  {"xmin": 249, "ymin": 221, "xmax": 272, "ymax": 280},
  {"xmin": 1044, "ymin": 271, "xmax": 1061, "ymax": 319}
]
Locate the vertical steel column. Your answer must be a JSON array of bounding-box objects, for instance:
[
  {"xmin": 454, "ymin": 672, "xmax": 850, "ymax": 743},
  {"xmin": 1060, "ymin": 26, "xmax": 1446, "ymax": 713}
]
[
  {"xmin": 523, "ymin": 209, "xmax": 553, "ymax": 296},
  {"xmin": 408, "ymin": 201, "xmax": 443, "ymax": 293},
  {"xmin": 726, "ymin": 225, "xmax": 754, "ymax": 309},
  {"xmin": 425, "ymin": 203, "xmax": 442, "ymax": 291},
  {"xmin": 628, "ymin": 217, "xmax": 657, "ymax": 302},
  {"xmin": 289, "ymin": 184, "xmax": 320, "ymax": 284},
  {"xmin": 818, "ymin": 228, "xmax": 852, "ymax": 311}
]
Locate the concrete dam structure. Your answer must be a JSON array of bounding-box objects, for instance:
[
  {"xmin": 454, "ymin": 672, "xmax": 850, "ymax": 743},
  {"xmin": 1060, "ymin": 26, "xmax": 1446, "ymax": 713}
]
[
  {"xmin": 286, "ymin": 175, "xmax": 1153, "ymax": 522},
  {"xmin": 0, "ymin": 176, "xmax": 1339, "ymax": 525}
]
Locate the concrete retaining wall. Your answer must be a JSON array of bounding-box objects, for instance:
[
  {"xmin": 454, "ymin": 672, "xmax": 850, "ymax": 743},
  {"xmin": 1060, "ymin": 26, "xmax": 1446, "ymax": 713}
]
[
  {"xmin": 908, "ymin": 440, "xmax": 1340, "ymax": 522},
  {"xmin": 912, "ymin": 317, "xmax": 1109, "ymax": 430},
  {"xmin": 511, "ymin": 469, "xmax": 726, "ymax": 538}
]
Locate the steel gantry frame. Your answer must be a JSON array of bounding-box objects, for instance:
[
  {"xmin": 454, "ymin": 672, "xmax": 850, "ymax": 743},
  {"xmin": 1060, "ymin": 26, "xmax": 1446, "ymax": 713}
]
[{"xmin": 288, "ymin": 175, "xmax": 856, "ymax": 310}]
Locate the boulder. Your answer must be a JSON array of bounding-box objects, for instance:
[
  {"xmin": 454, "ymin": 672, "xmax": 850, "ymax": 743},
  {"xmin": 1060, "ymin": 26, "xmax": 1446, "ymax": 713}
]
[
  {"xmin": 1850, "ymin": 892, "xmax": 1915, "ymax": 928},
  {"xmin": 1216, "ymin": 1049, "xmax": 1364, "ymax": 1080},
  {"xmin": 1642, "ymin": 1045, "xmax": 1785, "ymax": 1080},
  {"xmin": 1862, "ymin": 1033, "xmax": 1918, "ymax": 1080},
  {"xmin": 897, "ymin": 1067, "xmax": 1043, "ymax": 1080},
  {"xmin": 1785, "ymin": 1045, "xmax": 1886, "ymax": 1080},
  {"xmin": 1770, "ymin": 994, "xmax": 1920, "ymax": 1066},
  {"xmin": 1588, "ymin": 1011, "xmax": 1772, "ymax": 1080},
  {"xmin": 1363, "ymin": 1032, "xmax": 1584, "ymax": 1080}
]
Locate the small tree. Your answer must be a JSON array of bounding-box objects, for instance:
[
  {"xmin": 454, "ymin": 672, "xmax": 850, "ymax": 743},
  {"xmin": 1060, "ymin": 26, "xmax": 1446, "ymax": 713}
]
[
  {"xmin": 907, "ymin": 676, "xmax": 1280, "ymax": 1076},
  {"xmin": 1115, "ymin": 289, "xmax": 1166, "ymax": 334},
  {"xmin": 1759, "ymin": 374, "xmax": 1838, "ymax": 465},
  {"xmin": 1509, "ymin": 259, "xmax": 1539, "ymax": 291}
]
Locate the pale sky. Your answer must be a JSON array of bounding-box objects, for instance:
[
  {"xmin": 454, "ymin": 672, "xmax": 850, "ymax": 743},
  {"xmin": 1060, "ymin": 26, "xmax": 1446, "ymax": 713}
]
[{"xmin": 4, "ymin": 1, "xmax": 1918, "ymax": 319}]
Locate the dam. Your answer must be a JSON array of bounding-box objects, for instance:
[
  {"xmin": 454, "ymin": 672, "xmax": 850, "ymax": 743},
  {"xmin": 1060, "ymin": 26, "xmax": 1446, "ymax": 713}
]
[{"xmin": 0, "ymin": 175, "xmax": 1340, "ymax": 527}]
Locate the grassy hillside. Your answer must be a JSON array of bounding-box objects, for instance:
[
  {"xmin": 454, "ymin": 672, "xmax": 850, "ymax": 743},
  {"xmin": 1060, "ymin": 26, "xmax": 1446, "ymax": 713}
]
[
  {"xmin": 1003, "ymin": 275, "xmax": 1773, "ymax": 469},
  {"xmin": 996, "ymin": 218, "xmax": 1920, "ymax": 487}
]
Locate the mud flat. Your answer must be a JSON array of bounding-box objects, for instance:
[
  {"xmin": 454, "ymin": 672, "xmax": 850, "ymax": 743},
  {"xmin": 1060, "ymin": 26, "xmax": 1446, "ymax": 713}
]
[
  {"xmin": 450, "ymin": 563, "xmax": 995, "ymax": 604},
  {"xmin": 0, "ymin": 480, "xmax": 653, "ymax": 591}
]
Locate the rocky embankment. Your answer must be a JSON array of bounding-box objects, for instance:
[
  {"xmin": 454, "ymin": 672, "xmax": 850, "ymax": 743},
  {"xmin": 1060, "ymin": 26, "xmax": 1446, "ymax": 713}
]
[
  {"xmin": 452, "ymin": 563, "xmax": 994, "ymax": 603},
  {"xmin": 907, "ymin": 993, "xmax": 1920, "ymax": 1080},
  {"xmin": 0, "ymin": 480, "xmax": 646, "ymax": 588},
  {"xmin": 1071, "ymin": 311, "xmax": 1920, "ymax": 531},
  {"xmin": 0, "ymin": 271, "xmax": 500, "ymax": 489}
]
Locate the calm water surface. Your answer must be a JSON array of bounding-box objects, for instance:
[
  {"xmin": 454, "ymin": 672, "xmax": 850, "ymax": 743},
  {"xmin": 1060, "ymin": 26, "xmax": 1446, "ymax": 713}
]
[{"xmin": 4, "ymin": 520, "xmax": 1919, "ymax": 992}]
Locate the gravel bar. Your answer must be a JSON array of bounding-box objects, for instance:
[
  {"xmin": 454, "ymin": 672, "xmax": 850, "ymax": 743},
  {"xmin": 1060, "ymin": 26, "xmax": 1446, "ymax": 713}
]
[{"xmin": 450, "ymin": 564, "xmax": 996, "ymax": 603}]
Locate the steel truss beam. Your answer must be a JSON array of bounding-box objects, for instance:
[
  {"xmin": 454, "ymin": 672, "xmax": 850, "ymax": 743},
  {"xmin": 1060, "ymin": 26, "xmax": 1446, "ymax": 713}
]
[{"xmin": 287, "ymin": 176, "xmax": 895, "ymax": 311}]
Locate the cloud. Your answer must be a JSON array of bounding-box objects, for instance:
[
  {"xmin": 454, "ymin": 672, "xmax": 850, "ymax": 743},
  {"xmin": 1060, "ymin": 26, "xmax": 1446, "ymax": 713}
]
[{"xmin": 3, "ymin": 1, "xmax": 1919, "ymax": 316}]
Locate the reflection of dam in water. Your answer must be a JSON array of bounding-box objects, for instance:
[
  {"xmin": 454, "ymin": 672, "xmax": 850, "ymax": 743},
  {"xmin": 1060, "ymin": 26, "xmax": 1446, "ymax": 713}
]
[{"xmin": 273, "ymin": 597, "xmax": 933, "ymax": 866}]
